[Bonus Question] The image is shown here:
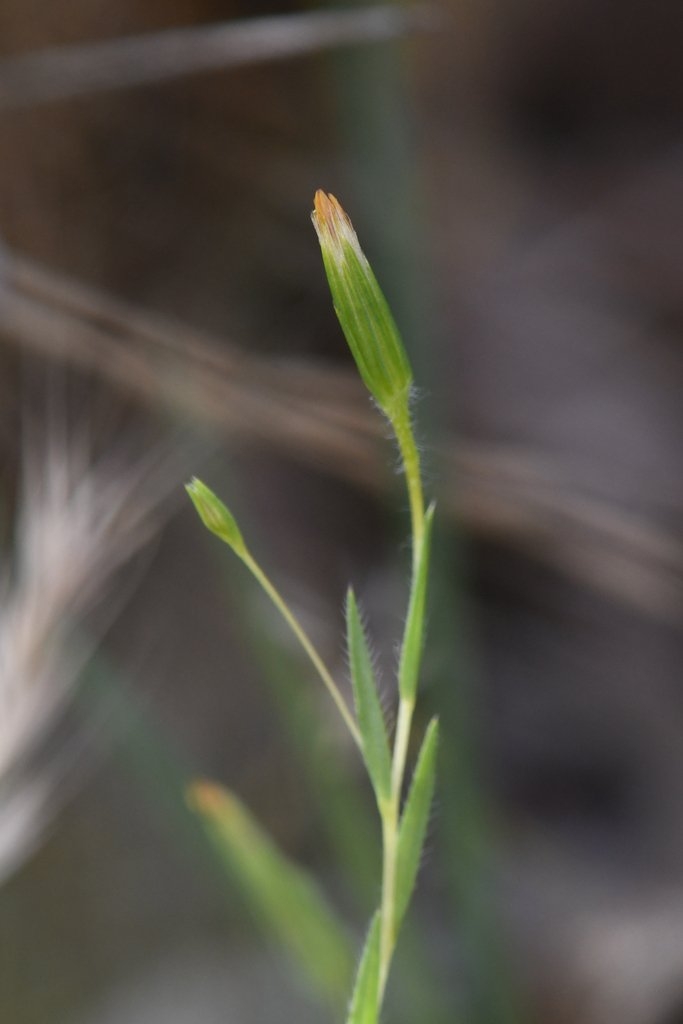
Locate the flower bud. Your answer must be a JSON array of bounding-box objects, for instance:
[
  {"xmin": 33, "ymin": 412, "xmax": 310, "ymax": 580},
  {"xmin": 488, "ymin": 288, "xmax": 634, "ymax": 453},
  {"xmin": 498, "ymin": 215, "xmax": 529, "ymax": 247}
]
[
  {"xmin": 312, "ymin": 190, "xmax": 413, "ymax": 421},
  {"xmin": 185, "ymin": 477, "xmax": 246, "ymax": 557}
]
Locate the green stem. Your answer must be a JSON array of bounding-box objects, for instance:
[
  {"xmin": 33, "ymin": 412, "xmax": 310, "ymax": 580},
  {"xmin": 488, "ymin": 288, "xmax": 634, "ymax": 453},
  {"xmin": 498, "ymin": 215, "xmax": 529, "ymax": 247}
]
[
  {"xmin": 393, "ymin": 408, "xmax": 425, "ymax": 567},
  {"xmin": 378, "ymin": 800, "xmax": 399, "ymax": 1001},
  {"xmin": 377, "ymin": 692, "xmax": 414, "ymax": 1002},
  {"xmin": 241, "ymin": 551, "xmax": 362, "ymax": 751},
  {"xmin": 375, "ymin": 404, "xmax": 426, "ymax": 1008}
]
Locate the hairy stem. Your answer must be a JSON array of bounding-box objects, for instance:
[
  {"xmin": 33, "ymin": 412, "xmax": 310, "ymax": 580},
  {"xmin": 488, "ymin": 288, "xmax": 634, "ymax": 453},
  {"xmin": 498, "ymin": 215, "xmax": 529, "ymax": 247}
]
[
  {"xmin": 393, "ymin": 408, "xmax": 425, "ymax": 567},
  {"xmin": 375, "ymin": 404, "xmax": 426, "ymax": 1007}
]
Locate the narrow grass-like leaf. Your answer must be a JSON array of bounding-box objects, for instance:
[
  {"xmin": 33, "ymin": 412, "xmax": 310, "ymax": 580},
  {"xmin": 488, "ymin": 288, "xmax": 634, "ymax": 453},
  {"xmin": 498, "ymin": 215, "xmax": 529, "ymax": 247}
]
[
  {"xmin": 347, "ymin": 911, "xmax": 381, "ymax": 1024},
  {"xmin": 395, "ymin": 717, "xmax": 439, "ymax": 930},
  {"xmin": 397, "ymin": 502, "xmax": 435, "ymax": 701},
  {"xmin": 346, "ymin": 588, "xmax": 392, "ymax": 805},
  {"xmin": 185, "ymin": 477, "xmax": 247, "ymax": 558},
  {"xmin": 188, "ymin": 780, "xmax": 353, "ymax": 1006}
]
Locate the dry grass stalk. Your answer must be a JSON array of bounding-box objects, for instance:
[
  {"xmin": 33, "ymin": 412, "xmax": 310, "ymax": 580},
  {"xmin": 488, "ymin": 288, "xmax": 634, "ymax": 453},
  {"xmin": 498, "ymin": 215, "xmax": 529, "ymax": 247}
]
[
  {"xmin": 0, "ymin": 6, "xmax": 433, "ymax": 108},
  {"xmin": 0, "ymin": 248, "xmax": 680, "ymax": 621}
]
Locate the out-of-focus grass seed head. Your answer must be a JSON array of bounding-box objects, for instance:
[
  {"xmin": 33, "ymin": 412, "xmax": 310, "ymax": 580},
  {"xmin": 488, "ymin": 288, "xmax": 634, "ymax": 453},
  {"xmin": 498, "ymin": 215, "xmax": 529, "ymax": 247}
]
[
  {"xmin": 0, "ymin": 431, "xmax": 175, "ymax": 881},
  {"xmin": 311, "ymin": 191, "xmax": 413, "ymax": 423}
]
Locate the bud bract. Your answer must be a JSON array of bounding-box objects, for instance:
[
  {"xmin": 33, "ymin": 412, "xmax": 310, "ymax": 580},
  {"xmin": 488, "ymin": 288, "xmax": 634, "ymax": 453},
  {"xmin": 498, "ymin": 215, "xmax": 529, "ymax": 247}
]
[
  {"xmin": 312, "ymin": 191, "xmax": 413, "ymax": 422},
  {"xmin": 185, "ymin": 477, "xmax": 246, "ymax": 557}
]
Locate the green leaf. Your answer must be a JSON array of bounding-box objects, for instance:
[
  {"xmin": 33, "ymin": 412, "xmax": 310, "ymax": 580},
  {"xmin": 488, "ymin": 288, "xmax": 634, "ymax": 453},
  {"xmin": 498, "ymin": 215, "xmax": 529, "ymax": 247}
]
[
  {"xmin": 346, "ymin": 588, "xmax": 392, "ymax": 805},
  {"xmin": 395, "ymin": 718, "xmax": 439, "ymax": 930},
  {"xmin": 398, "ymin": 502, "xmax": 435, "ymax": 701},
  {"xmin": 346, "ymin": 912, "xmax": 381, "ymax": 1024},
  {"xmin": 185, "ymin": 477, "xmax": 247, "ymax": 557},
  {"xmin": 312, "ymin": 191, "xmax": 413, "ymax": 422},
  {"xmin": 188, "ymin": 780, "xmax": 353, "ymax": 1006}
]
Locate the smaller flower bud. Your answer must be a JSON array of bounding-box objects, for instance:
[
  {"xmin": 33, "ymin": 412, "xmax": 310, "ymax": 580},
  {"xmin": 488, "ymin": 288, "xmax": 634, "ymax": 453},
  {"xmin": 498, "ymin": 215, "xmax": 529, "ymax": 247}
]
[
  {"xmin": 312, "ymin": 190, "xmax": 413, "ymax": 421},
  {"xmin": 185, "ymin": 477, "xmax": 246, "ymax": 557}
]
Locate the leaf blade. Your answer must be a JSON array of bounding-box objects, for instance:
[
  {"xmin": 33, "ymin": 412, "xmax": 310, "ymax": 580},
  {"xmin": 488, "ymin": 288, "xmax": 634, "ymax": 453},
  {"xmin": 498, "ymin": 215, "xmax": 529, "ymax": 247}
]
[
  {"xmin": 346, "ymin": 912, "xmax": 382, "ymax": 1024},
  {"xmin": 394, "ymin": 717, "xmax": 439, "ymax": 930},
  {"xmin": 188, "ymin": 780, "xmax": 353, "ymax": 1006},
  {"xmin": 346, "ymin": 588, "xmax": 392, "ymax": 805}
]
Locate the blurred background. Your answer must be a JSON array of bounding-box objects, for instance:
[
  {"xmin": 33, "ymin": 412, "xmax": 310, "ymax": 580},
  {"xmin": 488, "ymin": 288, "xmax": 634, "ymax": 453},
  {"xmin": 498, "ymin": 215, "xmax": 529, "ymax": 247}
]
[{"xmin": 1, "ymin": 1, "xmax": 682, "ymax": 1022}]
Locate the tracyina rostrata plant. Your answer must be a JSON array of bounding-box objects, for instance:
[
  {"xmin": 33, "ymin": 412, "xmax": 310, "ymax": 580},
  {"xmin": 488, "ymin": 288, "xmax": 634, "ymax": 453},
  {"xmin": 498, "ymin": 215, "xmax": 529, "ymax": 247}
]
[{"xmin": 186, "ymin": 191, "xmax": 437, "ymax": 1023}]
